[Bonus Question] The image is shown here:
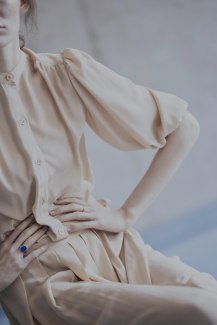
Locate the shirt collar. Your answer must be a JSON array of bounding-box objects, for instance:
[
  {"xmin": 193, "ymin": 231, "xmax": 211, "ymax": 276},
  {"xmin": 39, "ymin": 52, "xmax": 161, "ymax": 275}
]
[{"xmin": 0, "ymin": 48, "xmax": 27, "ymax": 86}]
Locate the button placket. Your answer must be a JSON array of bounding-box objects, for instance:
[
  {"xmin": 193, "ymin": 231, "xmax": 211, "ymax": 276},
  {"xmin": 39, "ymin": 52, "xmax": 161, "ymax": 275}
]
[
  {"xmin": 16, "ymin": 112, "xmax": 49, "ymax": 218},
  {"xmin": 2, "ymin": 76, "xmax": 52, "ymax": 237},
  {"xmin": 15, "ymin": 103, "xmax": 49, "ymax": 227}
]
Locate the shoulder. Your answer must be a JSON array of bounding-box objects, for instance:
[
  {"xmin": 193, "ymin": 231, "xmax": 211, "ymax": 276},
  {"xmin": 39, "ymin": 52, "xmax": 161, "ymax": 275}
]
[
  {"xmin": 22, "ymin": 46, "xmax": 95, "ymax": 70},
  {"xmin": 22, "ymin": 46, "xmax": 127, "ymax": 90}
]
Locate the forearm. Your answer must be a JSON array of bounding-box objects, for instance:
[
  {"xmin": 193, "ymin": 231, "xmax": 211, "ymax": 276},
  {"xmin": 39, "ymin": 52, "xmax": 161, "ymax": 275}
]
[{"xmin": 120, "ymin": 111, "xmax": 200, "ymax": 224}]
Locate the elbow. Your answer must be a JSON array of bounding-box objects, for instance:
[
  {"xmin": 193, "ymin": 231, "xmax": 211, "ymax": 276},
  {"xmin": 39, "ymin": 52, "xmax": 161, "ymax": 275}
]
[
  {"xmin": 178, "ymin": 110, "xmax": 200, "ymax": 144},
  {"xmin": 185, "ymin": 110, "xmax": 200, "ymax": 138}
]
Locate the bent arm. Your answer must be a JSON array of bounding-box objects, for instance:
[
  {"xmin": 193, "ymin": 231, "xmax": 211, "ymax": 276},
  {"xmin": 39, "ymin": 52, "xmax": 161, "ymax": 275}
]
[{"xmin": 120, "ymin": 111, "xmax": 200, "ymax": 224}]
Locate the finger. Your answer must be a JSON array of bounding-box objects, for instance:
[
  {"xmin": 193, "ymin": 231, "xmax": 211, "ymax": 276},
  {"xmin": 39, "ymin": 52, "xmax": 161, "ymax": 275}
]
[
  {"xmin": 53, "ymin": 197, "xmax": 89, "ymax": 206},
  {"xmin": 4, "ymin": 231, "xmax": 13, "ymax": 238},
  {"xmin": 20, "ymin": 226, "xmax": 49, "ymax": 252},
  {"xmin": 65, "ymin": 220, "xmax": 98, "ymax": 233},
  {"xmin": 50, "ymin": 204, "xmax": 92, "ymax": 216},
  {"xmin": 12, "ymin": 223, "xmax": 45, "ymax": 251},
  {"xmin": 56, "ymin": 195, "xmax": 83, "ymax": 201},
  {"xmin": 55, "ymin": 211, "xmax": 96, "ymax": 222},
  {"xmin": 24, "ymin": 244, "xmax": 48, "ymax": 266},
  {"xmin": 3, "ymin": 214, "xmax": 35, "ymax": 247}
]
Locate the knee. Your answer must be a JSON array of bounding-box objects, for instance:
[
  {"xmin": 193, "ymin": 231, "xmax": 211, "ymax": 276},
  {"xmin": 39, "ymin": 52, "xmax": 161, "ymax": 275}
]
[
  {"xmin": 169, "ymin": 292, "xmax": 217, "ymax": 325},
  {"xmin": 174, "ymin": 303, "xmax": 212, "ymax": 325}
]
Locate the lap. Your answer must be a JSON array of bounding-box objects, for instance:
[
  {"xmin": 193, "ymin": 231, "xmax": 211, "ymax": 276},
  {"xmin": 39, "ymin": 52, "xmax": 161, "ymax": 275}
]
[
  {"xmin": 3, "ymin": 227, "xmax": 217, "ymax": 325},
  {"xmin": 31, "ymin": 272, "xmax": 217, "ymax": 325}
]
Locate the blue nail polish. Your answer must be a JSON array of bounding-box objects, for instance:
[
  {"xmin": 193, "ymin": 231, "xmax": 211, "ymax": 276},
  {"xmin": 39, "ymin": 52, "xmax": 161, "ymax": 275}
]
[{"xmin": 20, "ymin": 245, "xmax": 27, "ymax": 253}]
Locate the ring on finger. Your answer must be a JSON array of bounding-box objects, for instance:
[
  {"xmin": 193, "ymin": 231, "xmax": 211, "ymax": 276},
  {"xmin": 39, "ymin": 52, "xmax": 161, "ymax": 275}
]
[
  {"xmin": 20, "ymin": 245, "xmax": 28, "ymax": 253},
  {"xmin": 20, "ymin": 226, "xmax": 48, "ymax": 253}
]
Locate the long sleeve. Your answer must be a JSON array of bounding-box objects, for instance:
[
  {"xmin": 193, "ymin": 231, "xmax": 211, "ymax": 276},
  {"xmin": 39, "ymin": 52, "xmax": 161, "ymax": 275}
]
[{"xmin": 60, "ymin": 48, "xmax": 189, "ymax": 151}]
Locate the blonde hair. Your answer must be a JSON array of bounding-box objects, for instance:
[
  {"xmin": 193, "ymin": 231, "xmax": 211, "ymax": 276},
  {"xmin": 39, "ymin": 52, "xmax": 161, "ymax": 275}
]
[{"xmin": 19, "ymin": 0, "xmax": 38, "ymax": 48}]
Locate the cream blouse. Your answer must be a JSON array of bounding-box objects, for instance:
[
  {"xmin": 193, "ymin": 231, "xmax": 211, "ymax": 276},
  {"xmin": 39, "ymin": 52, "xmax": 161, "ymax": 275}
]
[{"xmin": 0, "ymin": 46, "xmax": 188, "ymax": 242}]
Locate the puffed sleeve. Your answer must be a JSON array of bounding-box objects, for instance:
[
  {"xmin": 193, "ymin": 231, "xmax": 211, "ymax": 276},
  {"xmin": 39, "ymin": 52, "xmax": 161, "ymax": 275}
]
[{"xmin": 60, "ymin": 48, "xmax": 189, "ymax": 150}]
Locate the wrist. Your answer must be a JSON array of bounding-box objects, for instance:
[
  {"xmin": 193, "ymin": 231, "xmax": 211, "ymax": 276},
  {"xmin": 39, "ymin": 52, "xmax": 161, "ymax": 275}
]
[{"xmin": 118, "ymin": 207, "xmax": 138, "ymax": 228}]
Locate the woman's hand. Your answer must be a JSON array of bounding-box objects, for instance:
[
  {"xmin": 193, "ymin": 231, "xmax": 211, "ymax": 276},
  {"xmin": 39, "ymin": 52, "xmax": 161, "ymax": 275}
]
[
  {"xmin": 0, "ymin": 214, "xmax": 48, "ymax": 292},
  {"xmin": 49, "ymin": 196, "xmax": 131, "ymax": 233}
]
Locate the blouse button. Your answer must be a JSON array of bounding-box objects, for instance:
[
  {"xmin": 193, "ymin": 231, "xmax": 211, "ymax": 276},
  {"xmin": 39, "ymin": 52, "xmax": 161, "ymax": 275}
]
[
  {"xmin": 58, "ymin": 226, "xmax": 68, "ymax": 236},
  {"xmin": 4, "ymin": 73, "xmax": 16, "ymax": 85},
  {"xmin": 41, "ymin": 198, "xmax": 46, "ymax": 205},
  {"xmin": 36, "ymin": 159, "xmax": 43, "ymax": 165},
  {"xmin": 19, "ymin": 118, "xmax": 27, "ymax": 126},
  {"xmin": 5, "ymin": 73, "xmax": 13, "ymax": 81}
]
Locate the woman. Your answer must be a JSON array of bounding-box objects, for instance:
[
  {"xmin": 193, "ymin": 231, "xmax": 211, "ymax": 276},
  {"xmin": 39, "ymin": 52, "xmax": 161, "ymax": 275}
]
[{"xmin": 1, "ymin": 1, "xmax": 217, "ymax": 324}]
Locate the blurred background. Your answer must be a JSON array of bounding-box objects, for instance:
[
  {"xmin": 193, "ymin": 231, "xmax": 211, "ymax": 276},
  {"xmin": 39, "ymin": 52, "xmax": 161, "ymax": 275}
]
[{"xmin": 1, "ymin": 0, "xmax": 217, "ymax": 323}]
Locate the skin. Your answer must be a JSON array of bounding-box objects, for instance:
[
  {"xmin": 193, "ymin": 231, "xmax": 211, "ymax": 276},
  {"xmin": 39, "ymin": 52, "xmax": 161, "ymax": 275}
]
[
  {"xmin": 0, "ymin": 0, "xmax": 26, "ymax": 72},
  {"xmin": 0, "ymin": 0, "xmax": 201, "ymax": 291}
]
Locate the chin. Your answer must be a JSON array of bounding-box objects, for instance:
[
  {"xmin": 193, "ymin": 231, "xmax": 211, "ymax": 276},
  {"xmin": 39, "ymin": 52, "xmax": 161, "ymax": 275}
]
[{"xmin": 0, "ymin": 38, "xmax": 11, "ymax": 48}]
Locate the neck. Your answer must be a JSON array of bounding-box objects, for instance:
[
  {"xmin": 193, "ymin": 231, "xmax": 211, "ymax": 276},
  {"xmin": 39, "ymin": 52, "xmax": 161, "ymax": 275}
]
[{"xmin": 0, "ymin": 38, "xmax": 22, "ymax": 73}]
